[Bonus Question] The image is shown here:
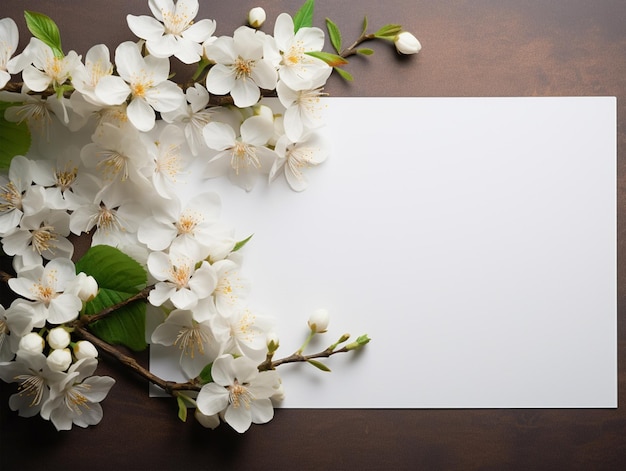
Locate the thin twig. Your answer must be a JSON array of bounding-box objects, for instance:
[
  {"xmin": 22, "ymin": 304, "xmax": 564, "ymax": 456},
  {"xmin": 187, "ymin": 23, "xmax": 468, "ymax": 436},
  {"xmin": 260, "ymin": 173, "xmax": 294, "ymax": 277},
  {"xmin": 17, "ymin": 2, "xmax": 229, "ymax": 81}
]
[{"xmin": 73, "ymin": 325, "xmax": 202, "ymax": 394}]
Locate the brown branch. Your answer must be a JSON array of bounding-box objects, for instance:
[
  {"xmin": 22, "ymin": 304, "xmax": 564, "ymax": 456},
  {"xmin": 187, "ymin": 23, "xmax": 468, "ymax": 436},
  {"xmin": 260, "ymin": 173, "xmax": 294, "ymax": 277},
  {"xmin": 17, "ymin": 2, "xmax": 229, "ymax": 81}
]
[
  {"xmin": 78, "ymin": 284, "xmax": 155, "ymax": 326},
  {"xmin": 340, "ymin": 34, "xmax": 377, "ymax": 58},
  {"xmin": 258, "ymin": 346, "xmax": 350, "ymax": 371},
  {"xmin": 73, "ymin": 325, "xmax": 201, "ymax": 394}
]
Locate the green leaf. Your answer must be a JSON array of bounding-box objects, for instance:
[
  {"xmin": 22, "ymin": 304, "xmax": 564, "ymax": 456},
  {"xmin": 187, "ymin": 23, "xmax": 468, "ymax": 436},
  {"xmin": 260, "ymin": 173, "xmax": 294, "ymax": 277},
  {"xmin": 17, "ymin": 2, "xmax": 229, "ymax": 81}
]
[
  {"xmin": 361, "ymin": 16, "xmax": 369, "ymax": 36},
  {"xmin": 293, "ymin": 0, "xmax": 315, "ymax": 32},
  {"xmin": 325, "ymin": 18, "xmax": 342, "ymax": 54},
  {"xmin": 232, "ymin": 234, "xmax": 253, "ymax": 253},
  {"xmin": 307, "ymin": 359, "xmax": 331, "ymax": 372},
  {"xmin": 75, "ymin": 245, "xmax": 148, "ymax": 351},
  {"xmin": 333, "ymin": 67, "xmax": 353, "ymax": 81},
  {"xmin": 306, "ymin": 51, "xmax": 348, "ymax": 67},
  {"xmin": 177, "ymin": 395, "xmax": 188, "ymax": 422},
  {"xmin": 357, "ymin": 48, "xmax": 375, "ymax": 56},
  {"xmin": 198, "ymin": 362, "xmax": 214, "ymax": 385},
  {"xmin": 24, "ymin": 11, "xmax": 64, "ymax": 58},
  {"xmin": 373, "ymin": 23, "xmax": 402, "ymax": 40},
  {"xmin": 0, "ymin": 106, "xmax": 31, "ymax": 170}
]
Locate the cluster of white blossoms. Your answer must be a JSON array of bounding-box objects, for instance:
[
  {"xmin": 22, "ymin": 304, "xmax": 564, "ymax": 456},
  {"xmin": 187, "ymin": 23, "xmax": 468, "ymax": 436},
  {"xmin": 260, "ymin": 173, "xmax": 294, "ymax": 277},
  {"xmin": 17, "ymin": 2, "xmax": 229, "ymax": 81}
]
[{"xmin": 0, "ymin": 0, "xmax": 417, "ymax": 433}]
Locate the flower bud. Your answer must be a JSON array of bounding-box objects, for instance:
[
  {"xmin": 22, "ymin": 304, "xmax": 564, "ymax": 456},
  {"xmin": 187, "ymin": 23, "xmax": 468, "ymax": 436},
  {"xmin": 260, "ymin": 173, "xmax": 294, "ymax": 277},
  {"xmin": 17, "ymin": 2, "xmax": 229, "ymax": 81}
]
[
  {"xmin": 394, "ymin": 31, "xmax": 422, "ymax": 55},
  {"xmin": 19, "ymin": 332, "xmax": 45, "ymax": 354},
  {"xmin": 47, "ymin": 327, "xmax": 71, "ymax": 350},
  {"xmin": 248, "ymin": 7, "xmax": 266, "ymax": 28},
  {"xmin": 73, "ymin": 340, "xmax": 99, "ymax": 360},
  {"xmin": 194, "ymin": 409, "xmax": 221, "ymax": 429},
  {"xmin": 72, "ymin": 272, "xmax": 99, "ymax": 302},
  {"xmin": 47, "ymin": 348, "xmax": 73, "ymax": 372},
  {"xmin": 308, "ymin": 308, "xmax": 330, "ymax": 333},
  {"xmin": 266, "ymin": 331, "xmax": 279, "ymax": 353}
]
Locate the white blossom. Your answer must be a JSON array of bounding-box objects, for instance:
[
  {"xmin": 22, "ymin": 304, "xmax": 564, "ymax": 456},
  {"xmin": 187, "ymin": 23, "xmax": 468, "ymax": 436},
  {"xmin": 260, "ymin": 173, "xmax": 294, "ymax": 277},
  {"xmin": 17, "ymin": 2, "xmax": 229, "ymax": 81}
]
[
  {"xmin": 147, "ymin": 246, "xmax": 218, "ymax": 310},
  {"xmin": 394, "ymin": 31, "xmax": 422, "ymax": 55},
  {"xmin": 7, "ymin": 258, "xmax": 83, "ymax": 324},
  {"xmin": 0, "ymin": 17, "xmax": 19, "ymax": 89},
  {"xmin": 205, "ymin": 26, "xmax": 277, "ymax": 108},
  {"xmin": 127, "ymin": 0, "xmax": 216, "ymax": 64},
  {"xmin": 95, "ymin": 41, "xmax": 184, "ymax": 131},
  {"xmin": 151, "ymin": 307, "xmax": 224, "ymax": 378},
  {"xmin": 196, "ymin": 354, "xmax": 280, "ymax": 433},
  {"xmin": 203, "ymin": 115, "xmax": 277, "ymax": 191},
  {"xmin": 40, "ymin": 358, "xmax": 115, "ymax": 430}
]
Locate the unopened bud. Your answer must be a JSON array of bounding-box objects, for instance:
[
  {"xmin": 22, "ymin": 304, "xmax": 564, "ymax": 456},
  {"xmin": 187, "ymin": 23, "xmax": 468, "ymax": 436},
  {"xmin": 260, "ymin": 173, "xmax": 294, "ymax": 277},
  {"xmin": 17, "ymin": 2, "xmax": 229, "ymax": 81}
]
[
  {"xmin": 71, "ymin": 272, "xmax": 99, "ymax": 302},
  {"xmin": 345, "ymin": 334, "xmax": 371, "ymax": 351},
  {"xmin": 73, "ymin": 340, "xmax": 99, "ymax": 360},
  {"xmin": 266, "ymin": 332, "xmax": 279, "ymax": 353},
  {"xmin": 47, "ymin": 348, "xmax": 72, "ymax": 372},
  {"xmin": 19, "ymin": 332, "xmax": 45, "ymax": 354},
  {"xmin": 248, "ymin": 7, "xmax": 266, "ymax": 28},
  {"xmin": 308, "ymin": 308, "xmax": 330, "ymax": 333},
  {"xmin": 394, "ymin": 31, "xmax": 421, "ymax": 55},
  {"xmin": 47, "ymin": 327, "xmax": 71, "ymax": 349},
  {"xmin": 194, "ymin": 409, "xmax": 221, "ymax": 429}
]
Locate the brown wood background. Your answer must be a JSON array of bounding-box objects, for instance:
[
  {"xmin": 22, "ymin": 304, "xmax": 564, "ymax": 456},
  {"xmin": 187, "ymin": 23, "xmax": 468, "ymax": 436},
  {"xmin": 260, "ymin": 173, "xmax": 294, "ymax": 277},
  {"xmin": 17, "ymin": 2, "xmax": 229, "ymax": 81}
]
[{"xmin": 1, "ymin": 1, "xmax": 625, "ymax": 469}]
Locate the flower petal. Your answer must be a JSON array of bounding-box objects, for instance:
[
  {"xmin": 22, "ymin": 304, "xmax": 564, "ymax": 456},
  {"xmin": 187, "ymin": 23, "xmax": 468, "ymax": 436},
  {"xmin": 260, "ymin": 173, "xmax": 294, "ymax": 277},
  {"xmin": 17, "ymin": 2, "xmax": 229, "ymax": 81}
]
[
  {"xmin": 196, "ymin": 382, "xmax": 229, "ymax": 415},
  {"xmin": 126, "ymin": 14, "xmax": 165, "ymax": 41},
  {"xmin": 127, "ymin": 97, "xmax": 156, "ymax": 131}
]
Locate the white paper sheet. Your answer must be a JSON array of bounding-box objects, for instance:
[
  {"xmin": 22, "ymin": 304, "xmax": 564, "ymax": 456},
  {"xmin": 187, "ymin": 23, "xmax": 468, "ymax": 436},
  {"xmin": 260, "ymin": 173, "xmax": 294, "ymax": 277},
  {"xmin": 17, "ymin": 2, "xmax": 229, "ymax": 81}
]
[{"xmin": 150, "ymin": 97, "xmax": 616, "ymax": 408}]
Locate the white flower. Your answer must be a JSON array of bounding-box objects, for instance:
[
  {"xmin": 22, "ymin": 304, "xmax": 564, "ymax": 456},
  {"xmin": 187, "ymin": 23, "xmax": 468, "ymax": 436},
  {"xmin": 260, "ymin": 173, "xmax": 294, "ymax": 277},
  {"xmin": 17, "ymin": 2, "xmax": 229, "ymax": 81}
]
[
  {"xmin": 269, "ymin": 133, "xmax": 328, "ymax": 192},
  {"xmin": 73, "ymin": 340, "xmax": 99, "ymax": 360},
  {"xmin": 46, "ymin": 348, "xmax": 72, "ymax": 372},
  {"xmin": 18, "ymin": 332, "xmax": 45, "ymax": 354},
  {"xmin": 394, "ymin": 31, "xmax": 422, "ymax": 55},
  {"xmin": 196, "ymin": 354, "xmax": 280, "ymax": 433},
  {"xmin": 47, "ymin": 327, "xmax": 71, "ymax": 350},
  {"xmin": 151, "ymin": 308, "xmax": 223, "ymax": 378},
  {"xmin": 2, "ymin": 93, "xmax": 56, "ymax": 137},
  {"xmin": 127, "ymin": 0, "xmax": 216, "ymax": 64},
  {"xmin": 68, "ymin": 272, "xmax": 99, "ymax": 302},
  {"xmin": 1, "ymin": 205, "xmax": 74, "ymax": 268},
  {"xmin": 4, "ymin": 298, "xmax": 47, "ymax": 338},
  {"xmin": 0, "ymin": 155, "xmax": 33, "ymax": 236},
  {"xmin": 217, "ymin": 305, "xmax": 271, "ymax": 361},
  {"xmin": 71, "ymin": 44, "xmax": 114, "ymax": 106},
  {"xmin": 203, "ymin": 115, "xmax": 277, "ymax": 191},
  {"xmin": 29, "ymin": 146, "xmax": 94, "ymax": 211},
  {"xmin": 276, "ymin": 78, "xmax": 327, "ymax": 142},
  {"xmin": 8, "ymin": 258, "xmax": 83, "ymax": 324},
  {"xmin": 69, "ymin": 186, "xmax": 144, "ymax": 246},
  {"xmin": 248, "ymin": 7, "xmax": 266, "ymax": 29},
  {"xmin": 147, "ymin": 124, "xmax": 190, "ymax": 199},
  {"xmin": 138, "ymin": 191, "xmax": 221, "ymax": 252},
  {"xmin": 307, "ymin": 308, "xmax": 329, "ymax": 333},
  {"xmin": 81, "ymin": 120, "xmax": 152, "ymax": 185},
  {"xmin": 205, "ymin": 26, "xmax": 277, "ymax": 108},
  {"xmin": 0, "ymin": 17, "xmax": 19, "ymax": 89},
  {"xmin": 211, "ymin": 258, "xmax": 250, "ymax": 315},
  {"xmin": 161, "ymin": 83, "xmax": 215, "ymax": 156},
  {"xmin": 19, "ymin": 38, "xmax": 81, "ymax": 92},
  {"xmin": 40, "ymin": 357, "xmax": 115, "ymax": 431},
  {"xmin": 270, "ymin": 13, "xmax": 331, "ymax": 91},
  {"xmin": 147, "ymin": 246, "xmax": 218, "ymax": 310},
  {"xmin": 0, "ymin": 350, "xmax": 53, "ymax": 417},
  {"xmin": 95, "ymin": 41, "xmax": 184, "ymax": 131}
]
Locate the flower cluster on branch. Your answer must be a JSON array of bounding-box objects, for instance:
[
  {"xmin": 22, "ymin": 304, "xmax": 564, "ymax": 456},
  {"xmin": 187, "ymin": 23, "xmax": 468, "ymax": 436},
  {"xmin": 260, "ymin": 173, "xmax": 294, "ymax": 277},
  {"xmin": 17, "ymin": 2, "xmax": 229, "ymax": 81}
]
[{"xmin": 0, "ymin": 0, "xmax": 418, "ymax": 432}]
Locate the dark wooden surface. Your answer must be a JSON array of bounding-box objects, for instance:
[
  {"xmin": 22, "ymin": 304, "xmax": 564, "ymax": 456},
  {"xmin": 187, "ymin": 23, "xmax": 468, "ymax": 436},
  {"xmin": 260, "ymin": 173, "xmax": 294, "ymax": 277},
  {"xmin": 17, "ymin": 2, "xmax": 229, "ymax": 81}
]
[{"xmin": 1, "ymin": 1, "xmax": 625, "ymax": 469}]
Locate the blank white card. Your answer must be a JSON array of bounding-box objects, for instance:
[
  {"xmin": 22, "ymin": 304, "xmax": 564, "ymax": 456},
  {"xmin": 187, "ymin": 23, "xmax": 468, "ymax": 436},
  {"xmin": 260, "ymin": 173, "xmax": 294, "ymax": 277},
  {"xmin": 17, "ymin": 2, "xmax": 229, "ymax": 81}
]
[{"xmin": 151, "ymin": 97, "xmax": 617, "ymax": 408}]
